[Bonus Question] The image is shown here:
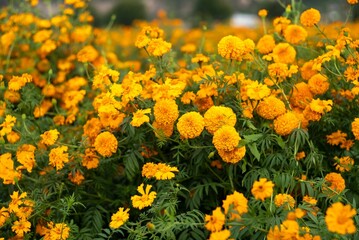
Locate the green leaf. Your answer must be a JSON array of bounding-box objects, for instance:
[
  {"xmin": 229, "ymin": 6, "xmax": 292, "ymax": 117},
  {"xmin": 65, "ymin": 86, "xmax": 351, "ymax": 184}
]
[{"xmin": 248, "ymin": 143, "xmax": 260, "ymax": 160}]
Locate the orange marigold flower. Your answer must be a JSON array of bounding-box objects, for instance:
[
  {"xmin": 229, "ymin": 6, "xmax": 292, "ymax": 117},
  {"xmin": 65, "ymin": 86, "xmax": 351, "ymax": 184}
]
[
  {"xmin": 295, "ymin": 151, "xmax": 306, "ymax": 160},
  {"xmin": 110, "ymin": 208, "xmax": 130, "ymax": 229},
  {"xmin": 334, "ymin": 156, "xmax": 354, "ymax": 172},
  {"xmin": 272, "ymin": 43, "xmax": 296, "ymax": 64},
  {"xmin": 177, "ymin": 111, "xmax": 204, "ymax": 139},
  {"xmin": 218, "ymin": 146, "xmax": 246, "ymax": 164},
  {"xmin": 48, "ymin": 222, "xmax": 70, "ymax": 240},
  {"xmin": 258, "ymin": 9, "xmax": 268, "ymax": 17},
  {"xmin": 274, "ymin": 193, "xmax": 296, "ymax": 209},
  {"xmin": 222, "ymin": 191, "xmax": 248, "ymax": 220},
  {"xmin": 273, "ymin": 112, "xmax": 300, "ymax": 136},
  {"xmin": 131, "ymin": 183, "xmax": 157, "ymax": 210},
  {"xmin": 40, "ymin": 129, "xmax": 60, "ymax": 146},
  {"xmin": 153, "ymin": 99, "xmax": 179, "ymax": 126},
  {"xmin": 131, "ymin": 108, "xmax": 151, "ymax": 127},
  {"xmin": 308, "ymin": 73, "xmax": 329, "ymax": 95},
  {"xmin": 256, "ymin": 96, "xmax": 286, "ymax": 120},
  {"xmin": 351, "ymin": 118, "xmax": 359, "ymax": 140},
  {"xmin": 154, "ymin": 163, "xmax": 178, "ymax": 180},
  {"xmin": 273, "ymin": 16, "xmax": 291, "ymax": 34},
  {"xmin": 347, "ymin": 0, "xmax": 359, "ymax": 5},
  {"xmin": 8, "ymin": 73, "xmax": 33, "ymax": 91},
  {"xmin": 217, "ymin": 35, "xmax": 254, "ymax": 61},
  {"xmin": 309, "ymin": 98, "xmax": 333, "ymax": 114},
  {"xmin": 205, "ymin": 207, "xmax": 225, "ymax": 232},
  {"xmin": 77, "ymin": 45, "xmax": 99, "ymax": 62},
  {"xmin": 290, "ymin": 82, "xmax": 313, "ymax": 109},
  {"xmin": 246, "ymin": 80, "xmax": 271, "ymax": 100},
  {"xmin": 16, "ymin": 144, "xmax": 36, "ymax": 173},
  {"xmin": 82, "ymin": 148, "xmax": 99, "ymax": 169},
  {"xmin": 284, "ymin": 25, "xmax": 307, "ymax": 44},
  {"xmin": 325, "ymin": 202, "xmax": 356, "ymax": 234},
  {"xmin": 213, "ymin": 126, "xmax": 240, "ymax": 152},
  {"xmin": 324, "ymin": 172, "xmax": 345, "ymax": 194},
  {"xmin": 0, "ymin": 114, "xmax": 16, "ymax": 137},
  {"xmin": 300, "ymin": 61, "xmax": 318, "ymax": 80},
  {"xmin": 94, "ymin": 131, "xmax": 118, "ymax": 157},
  {"xmin": 49, "ymin": 146, "xmax": 69, "ymax": 171},
  {"xmin": 303, "ymin": 195, "xmax": 317, "ymax": 205},
  {"xmin": 251, "ymin": 178, "xmax": 275, "ymax": 201},
  {"xmin": 11, "ymin": 219, "xmax": 31, "ymax": 237},
  {"xmin": 68, "ymin": 170, "xmax": 85, "ymax": 185},
  {"xmin": 300, "ymin": 8, "xmax": 321, "ymax": 27},
  {"xmin": 0, "ymin": 207, "xmax": 9, "ymax": 227},
  {"xmin": 204, "ymin": 106, "xmax": 237, "ymax": 134},
  {"xmin": 209, "ymin": 229, "xmax": 231, "ymax": 240},
  {"xmin": 6, "ymin": 131, "xmax": 20, "ymax": 143},
  {"xmin": 0, "ymin": 153, "xmax": 21, "ymax": 185},
  {"xmin": 256, "ymin": 34, "xmax": 276, "ymax": 54}
]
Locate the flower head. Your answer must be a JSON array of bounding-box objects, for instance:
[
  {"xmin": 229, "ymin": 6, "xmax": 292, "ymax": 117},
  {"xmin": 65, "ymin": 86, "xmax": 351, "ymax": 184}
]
[
  {"xmin": 251, "ymin": 178, "xmax": 275, "ymax": 201},
  {"xmin": 325, "ymin": 202, "xmax": 356, "ymax": 234},
  {"xmin": 131, "ymin": 108, "xmax": 151, "ymax": 127},
  {"xmin": 204, "ymin": 106, "xmax": 237, "ymax": 134},
  {"xmin": 40, "ymin": 129, "xmax": 60, "ymax": 146},
  {"xmin": 284, "ymin": 25, "xmax": 307, "ymax": 44},
  {"xmin": 131, "ymin": 183, "xmax": 157, "ymax": 210},
  {"xmin": 222, "ymin": 191, "xmax": 248, "ymax": 220},
  {"xmin": 49, "ymin": 146, "xmax": 69, "ymax": 171},
  {"xmin": 176, "ymin": 111, "xmax": 204, "ymax": 139},
  {"xmin": 154, "ymin": 99, "xmax": 179, "ymax": 126},
  {"xmin": 324, "ymin": 172, "xmax": 345, "ymax": 194},
  {"xmin": 213, "ymin": 126, "xmax": 240, "ymax": 152},
  {"xmin": 94, "ymin": 131, "xmax": 118, "ymax": 157},
  {"xmin": 205, "ymin": 207, "xmax": 225, "ymax": 232},
  {"xmin": 274, "ymin": 193, "xmax": 296, "ymax": 209},
  {"xmin": 300, "ymin": 8, "xmax": 321, "ymax": 27},
  {"xmin": 110, "ymin": 208, "xmax": 130, "ymax": 229},
  {"xmin": 351, "ymin": 118, "xmax": 359, "ymax": 140},
  {"xmin": 273, "ymin": 112, "xmax": 300, "ymax": 136},
  {"xmin": 256, "ymin": 96, "xmax": 286, "ymax": 120}
]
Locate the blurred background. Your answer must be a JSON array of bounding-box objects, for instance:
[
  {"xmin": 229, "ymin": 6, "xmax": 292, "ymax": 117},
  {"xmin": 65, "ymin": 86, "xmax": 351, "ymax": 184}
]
[{"xmin": 1, "ymin": 0, "xmax": 359, "ymax": 27}]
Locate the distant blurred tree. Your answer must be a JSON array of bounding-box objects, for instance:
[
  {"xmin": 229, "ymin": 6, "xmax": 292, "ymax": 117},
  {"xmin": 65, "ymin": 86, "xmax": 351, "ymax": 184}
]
[
  {"xmin": 111, "ymin": 0, "xmax": 147, "ymax": 25},
  {"xmin": 192, "ymin": 0, "xmax": 233, "ymax": 26}
]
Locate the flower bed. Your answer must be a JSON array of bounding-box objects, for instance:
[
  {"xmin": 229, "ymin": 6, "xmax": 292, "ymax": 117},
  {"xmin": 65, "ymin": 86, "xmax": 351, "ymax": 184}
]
[{"xmin": 1, "ymin": 0, "xmax": 359, "ymax": 239}]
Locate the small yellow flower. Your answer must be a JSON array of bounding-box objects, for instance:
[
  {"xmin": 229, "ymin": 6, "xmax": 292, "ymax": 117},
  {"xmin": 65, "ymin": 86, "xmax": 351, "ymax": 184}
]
[
  {"xmin": 131, "ymin": 108, "xmax": 151, "ymax": 127},
  {"xmin": 131, "ymin": 183, "xmax": 157, "ymax": 210},
  {"xmin": 110, "ymin": 207, "xmax": 130, "ymax": 229}
]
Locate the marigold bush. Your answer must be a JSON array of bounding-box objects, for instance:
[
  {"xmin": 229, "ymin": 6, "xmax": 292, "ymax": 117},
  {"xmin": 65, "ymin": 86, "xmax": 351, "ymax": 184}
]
[{"xmin": 1, "ymin": 0, "xmax": 359, "ymax": 239}]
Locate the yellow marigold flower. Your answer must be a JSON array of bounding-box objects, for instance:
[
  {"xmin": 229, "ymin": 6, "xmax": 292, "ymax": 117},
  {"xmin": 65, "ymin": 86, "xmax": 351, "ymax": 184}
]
[
  {"xmin": 278, "ymin": 219, "xmax": 300, "ymax": 239},
  {"xmin": 153, "ymin": 121, "xmax": 174, "ymax": 138},
  {"xmin": 40, "ymin": 129, "xmax": 60, "ymax": 146},
  {"xmin": 205, "ymin": 207, "xmax": 225, "ymax": 232},
  {"xmin": 218, "ymin": 146, "xmax": 246, "ymax": 164},
  {"xmin": 290, "ymin": 82, "xmax": 313, "ymax": 109},
  {"xmin": 300, "ymin": 8, "xmax": 321, "ymax": 27},
  {"xmin": 324, "ymin": 172, "xmax": 345, "ymax": 194},
  {"xmin": 272, "ymin": 43, "xmax": 296, "ymax": 64},
  {"xmin": 11, "ymin": 219, "xmax": 31, "ymax": 237},
  {"xmin": 222, "ymin": 191, "xmax": 248, "ymax": 220},
  {"xmin": 303, "ymin": 195, "xmax": 317, "ymax": 205},
  {"xmin": 325, "ymin": 202, "xmax": 356, "ymax": 234},
  {"xmin": 0, "ymin": 207, "xmax": 9, "ymax": 227},
  {"xmin": 300, "ymin": 61, "xmax": 318, "ymax": 80},
  {"xmin": 94, "ymin": 131, "xmax": 118, "ymax": 157},
  {"xmin": 33, "ymin": 29, "xmax": 52, "ymax": 43},
  {"xmin": 49, "ymin": 146, "xmax": 69, "ymax": 171},
  {"xmin": 347, "ymin": 0, "xmax": 358, "ymax": 5},
  {"xmin": 246, "ymin": 81, "xmax": 270, "ymax": 100},
  {"xmin": 6, "ymin": 131, "xmax": 20, "ymax": 143},
  {"xmin": 8, "ymin": 73, "xmax": 32, "ymax": 91},
  {"xmin": 284, "ymin": 25, "xmax": 307, "ymax": 44},
  {"xmin": 218, "ymin": 35, "xmax": 251, "ymax": 61},
  {"xmin": 273, "ymin": 16, "xmax": 291, "ymax": 34},
  {"xmin": 181, "ymin": 91, "xmax": 196, "ymax": 104},
  {"xmin": 82, "ymin": 148, "xmax": 99, "ymax": 169},
  {"xmin": 142, "ymin": 162, "xmax": 158, "ymax": 178},
  {"xmin": 309, "ymin": 98, "xmax": 332, "ymax": 114},
  {"xmin": 213, "ymin": 126, "xmax": 240, "ymax": 152},
  {"xmin": 256, "ymin": 34, "xmax": 276, "ymax": 54},
  {"xmin": 267, "ymin": 225, "xmax": 281, "ymax": 240},
  {"xmin": 258, "ymin": 9, "xmax": 268, "ymax": 17},
  {"xmin": 209, "ymin": 229, "xmax": 231, "ymax": 240},
  {"xmin": 131, "ymin": 183, "xmax": 157, "ymax": 210},
  {"xmin": 204, "ymin": 106, "xmax": 237, "ymax": 134},
  {"xmin": 256, "ymin": 96, "xmax": 286, "ymax": 120},
  {"xmin": 351, "ymin": 118, "xmax": 359, "ymax": 140},
  {"xmin": 177, "ymin": 111, "xmax": 204, "ymax": 139},
  {"xmin": 33, "ymin": 100, "xmax": 53, "ymax": 118},
  {"xmin": 180, "ymin": 43, "xmax": 196, "ymax": 53},
  {"xmin": 191, "ymin": 53, "xmax": 210, "ymax": 63},
  {"xmin": 295, "ymin": 151, "xmax": 306, "ymax": 160},
  {"xmin": 334, "ymin": 156, "xmax": 354, "ymax": 172},
  {"xmin": 16, "ymin": 144, "xmax": 36, "ymax": 173},
  {"xmin": 267, "ymin": 63, "xmax": 298, "ymax": 82},
  {"xmin": 83, "ymin": 118, "xmax": 102, "ymax": 143},
  {"xmin": 146, "ymin": 38, "xmax": 172, "ymax": 57},
  {"xmin": 98, "ymin": 105, "xmax": 125, "ymax": 130},
  {"xmin": 154, "ymin": 99, "xmax": 179, "ymax": 126},
  {"xmin": 48, "ymin": 223, "xmax": 70, "ymax": 240},
  {"xmin": 131, "ymin": 108, "xmax": 151, "ymax": 127},
  {"xmin": 273, "ymin": 112, "xmax": 300, "ymax": 136},
  {"xmin": 110, "ymin": 207, "xmax": 130, "ymax": 229},
  {"xmin": 154, "ymin": 163, "xmax": 179, "ymax": 180},
  {"xmin": 251, "ymin": 178, "xmax": 275, "ymax": 201},
  {"xmin": 135, "ymin": 34, "xmax": 150, "ymax": 49},
  {"xmin": 308, "ymin": 73, "xmax": 329, "ymax": 95},
  {"xmin": 274, "ymin": 193, "xmax": 296, "ymax": 209},
  {"xmin": 0, "ymin": 114, "xmax": 16, "ymax": 137},
  {"xmin": 77, "ymin": 45, "xmax": 99, "ymax": 62},
  {"xmin": 0, "ymin": 153, "xmax": 21, "ymax": 185}
]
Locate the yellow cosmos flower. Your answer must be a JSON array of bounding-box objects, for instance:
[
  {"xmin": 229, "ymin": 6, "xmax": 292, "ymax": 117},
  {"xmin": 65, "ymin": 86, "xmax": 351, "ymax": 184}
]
[{"xmin": 131, "ymin": 183, "xmax": 157, "ymax": 210}]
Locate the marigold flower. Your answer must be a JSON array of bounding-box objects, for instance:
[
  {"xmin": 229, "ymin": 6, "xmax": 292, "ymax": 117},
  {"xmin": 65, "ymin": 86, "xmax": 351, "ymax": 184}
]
[
  {"xmin": 213, "ymin": 126, "xmax": 240, "ymax": 152},
  {"xmin": 209, "ymin": 229, "xmax": 231, "ymax": 240},
  {"xmin": 16, "ymin": 144, "xmax": 36, "ymax": 173},
  {"xmin": 351, "ymin": 118, "xmax": 359, "ymax": 140},
  {"xmin": 246, "ymin": 81, "xmax": 271, "ymax": 100},
  {"xmin": 205, "ymin": 207, "xmax": 225, "ymax": 232},
  {"xmin": 284, "ymin": 25, "xmax": 307, "ymax": 44},
  {"xmin": 309, "ymin": 98, "xmax": 333, "ymax": 114},
  {"xmin": 131, "ymin": 108, "xmax": 151, "ymax": 127},
  {"xmin": 77, "ymin": 45, "xmax": 99, "ymax": 62},
  {"xmin": 131, "ymin": 183, "xmax": 157, "ymax": 210},
  {"xmin": 154, "ymin": 99, "xmax": 179, "ymax": 126},
  {"xmin": 324, "ymin": 172, "xmax": 345, "ymax": 194},
  {"xmin": 94, "ymin": 131, "xmax": 118, "ymax": 157},
  {"xmin": 218, "ymin": 146, "xmax": 246, "ymax": 164},
  {"xmin": 68, "ymin": 170, "xmax": 85, "ymax": 185},
  {"xmin": 11, "ymin": 219, "xmax": 31, "ymax": 237},
  {"xmin": 325, "ymin": 202, "xmax": 356, "ymax": 234},
  {"xmin": 347, "ymin": 0, "xmax": 358, "ymax": 5},
  {"xmin": 258, "ymin": 9, "xmax": 268, "ymax": 17},
  {"xmin": 40, "ymin": 129, "xmax": 60, "ymax": 146},
  {"xmin": 300, "ymin": 61, "xmax": 318, "ymax": 81},
  {"xmin": 274, "ymin": 193, "xmax": 296, "ymax": 209},
  {"xmin": 0, "ymin": 207, "xmax": 9, "ymax": 227},
  {"xmin": 110, "ymin": 208, "xmax": 130, "ymax": 229},
  {"xmin": 300, "ymin": 8, "xmax": 321, "ymax": 27},
  {"xmin": 290, "ymin": 82, "xmax": 313, "ymax": 109},
  {"xmin": 222, "ymin": 191, "xmax": 248, "ymax": 220},
  {"xmin": 48, "ymin": 223, "xmax": 71, "ymax": 240},
  {"xmin": 0, "ymin": 153, "xmax": 21, "ymax": 184},
  {"xmin": 251, "ymin": 178, "xmax": 275, "ymax": 201},
  {"xmin": 256, "ymin": 34, "xmax": 276, "ymax": 54},
  {"xmin": 177, "ymin": 111, "xmax": 204, "ymax": 139},
  {"xmin": 334, "ymin": 156, "xmax": 354, "ymax": 172},
  {"xmin": 8, "ymin": 73, "xmax": 33, "ymax": 91},
  {"xmin": 0, "ymin": 114, "xmax": 16, "ymax": 137},
  {"xmin": 303, "ymin": 195, "xmax": 317, "ymax": 205},
  {"xmin": 308, "ymin": 73, "xmax": 329, "ymax": 95},
  {"xmin": 256, "ymin": 96, "xmax": 286, "ymax": 120},
  {"xmin": 146, "ymin": 38, "xmax": 172, "ymax": 57},
  {"xmin": 49, "ymin": 146, "xmax": 69, "ymax": 171},
  {"xmin": 273, "ymin": 112, "xmax": 300, "ymax": 136},
  {"xmin": 218, "ymin": 35, "xmax": 244, "ymax": 60},
  {"xmin": 272, "ymin": 43, "xmax": 296, "ymax": 64},
  {"xmin": 204, "ymin": 106, "xmax": 237, "ymax": 134},
  {"xmin": 83, "ymin": 118, "xmax": 102, "ymax": 143},
  {"xmin": 154, "ymin": 163, "xmax": 178, "ymax": 180}
]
